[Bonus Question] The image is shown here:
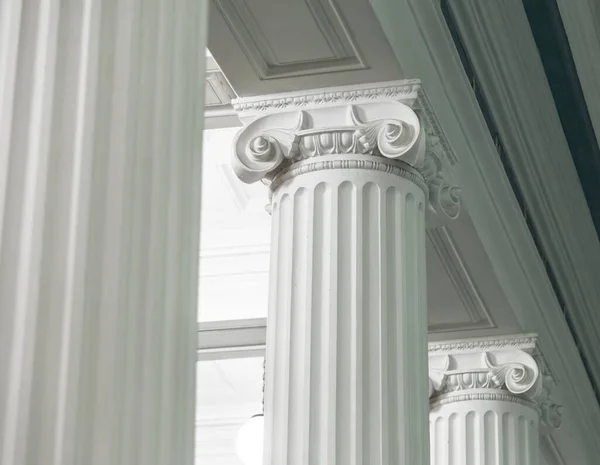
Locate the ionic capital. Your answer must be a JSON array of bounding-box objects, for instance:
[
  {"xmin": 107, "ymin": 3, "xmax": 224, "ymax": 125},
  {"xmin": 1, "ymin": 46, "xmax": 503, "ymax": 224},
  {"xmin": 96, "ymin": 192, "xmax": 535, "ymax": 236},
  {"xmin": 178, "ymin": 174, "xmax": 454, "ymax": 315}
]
[
  {"xmin": 231, "ymin": 81, "xmax": 460, "ymax": 224},
  {"xmin": 428, "ymin": 334, "xmax": 563, "ymax": 432}
]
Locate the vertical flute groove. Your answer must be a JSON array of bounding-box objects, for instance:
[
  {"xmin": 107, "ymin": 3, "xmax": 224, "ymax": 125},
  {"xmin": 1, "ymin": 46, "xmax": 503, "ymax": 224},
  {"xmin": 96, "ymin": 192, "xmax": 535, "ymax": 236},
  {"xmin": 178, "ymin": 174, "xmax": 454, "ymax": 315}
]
[
  {"xmin": 336, "ymin": 181, "xmax": 353, "ymax": 465},
  {"xmin": 308, "ymin": 183, "xmax": 326, "ymax": 465},
  {"xmin": 327, "ymin": 184, "xmax": 338, "ymax": 465},
  {"xmin": 385, "ymin": 188, "xmax": 399, "ymax": 465},
  {"xmin": 378, "ymin": 185, "xmax": 388, "ymax": 465},
  {"xmin": 352, "ymin": 183, "xmax": 363, "ymax": 465},
  {"xmin": 275, "ymin": 193, "xmax": 292, "ymax": 465},
  {"xmin": 288, "ymin": 188, "xmax": 309, "ymax": 465},
  {"xmin": 466, "ymin": 412, "xmax": 476, "ymax": 465}
]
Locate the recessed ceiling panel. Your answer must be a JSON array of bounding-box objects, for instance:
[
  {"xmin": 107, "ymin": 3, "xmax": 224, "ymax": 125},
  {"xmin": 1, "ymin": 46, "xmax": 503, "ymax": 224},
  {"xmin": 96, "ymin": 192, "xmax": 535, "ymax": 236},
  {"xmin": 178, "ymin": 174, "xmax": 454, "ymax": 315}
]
[
  {"xmin": 208, "ymin": 0, "xmax": 402, "ymax": 95},
  {"xmin": 426, "ymin": 226, "xmax": 494, "ymax": 333},
  {"xmin": 211, "ymin": 0, "xmax": 366, "ymax": 80}
]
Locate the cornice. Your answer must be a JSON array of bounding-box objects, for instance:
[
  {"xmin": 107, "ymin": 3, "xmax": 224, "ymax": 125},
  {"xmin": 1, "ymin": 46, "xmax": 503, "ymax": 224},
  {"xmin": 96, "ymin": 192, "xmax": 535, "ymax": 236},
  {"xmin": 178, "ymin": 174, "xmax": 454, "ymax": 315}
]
[
  {"xmin": 428, "ymin": 333, "xmax": 537, "ymax": 355},
  {"xmin": 231, "ymin": 80, "xmax": 421, "ymax": 117},
  {"xmin": 414, "ymin": 88, "xmax": 458, "ymax": 166}
]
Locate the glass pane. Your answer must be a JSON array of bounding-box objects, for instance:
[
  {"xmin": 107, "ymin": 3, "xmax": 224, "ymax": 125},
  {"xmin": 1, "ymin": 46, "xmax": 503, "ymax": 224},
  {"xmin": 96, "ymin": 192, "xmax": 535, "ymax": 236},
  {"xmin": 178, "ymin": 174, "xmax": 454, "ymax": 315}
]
[
  {"xmin": 196, "ymin": 357, "xmax": 264, "ymax": 465},
  {"xmin": 198, "ymin": 128, "xmax": 271, "ymax": 322}
]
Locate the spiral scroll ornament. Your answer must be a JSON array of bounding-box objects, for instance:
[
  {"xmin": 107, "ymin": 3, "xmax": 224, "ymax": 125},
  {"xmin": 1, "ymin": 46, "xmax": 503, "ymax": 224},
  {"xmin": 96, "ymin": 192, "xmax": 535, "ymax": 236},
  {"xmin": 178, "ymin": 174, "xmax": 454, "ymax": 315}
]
[
  {"xmin": 429, "ymin": 352, "xmax": 540, "ymax": 398},
  {"xmin": 232, "ymin": 112, "xmax": 305, "ymax": 183},
  {"xmin": 483, "ymin": 352, "xmax": 539, "ymax": 395},
  {"xmin": 349, "ymin": 105, "xmax": 421, "ymax": 162}
]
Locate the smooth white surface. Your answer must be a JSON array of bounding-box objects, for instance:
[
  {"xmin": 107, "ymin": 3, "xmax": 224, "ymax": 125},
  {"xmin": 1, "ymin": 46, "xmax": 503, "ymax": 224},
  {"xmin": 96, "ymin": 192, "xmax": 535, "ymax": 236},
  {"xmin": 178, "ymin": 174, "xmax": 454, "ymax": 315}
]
[
  {"xmin": 235, "ymin": 415, "xmax": 264, "ymax": 465},
  {"xmin": 0, "ymin": 2, "xmax": 207, "ymax": 464}
]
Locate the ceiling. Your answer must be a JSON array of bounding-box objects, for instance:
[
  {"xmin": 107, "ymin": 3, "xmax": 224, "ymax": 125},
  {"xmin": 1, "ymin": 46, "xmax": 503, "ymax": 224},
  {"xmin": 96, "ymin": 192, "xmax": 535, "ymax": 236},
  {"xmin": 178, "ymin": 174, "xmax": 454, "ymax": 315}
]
[{"xmin": 206, "ymin": 0, "xmax": 403, "ymax": 96}]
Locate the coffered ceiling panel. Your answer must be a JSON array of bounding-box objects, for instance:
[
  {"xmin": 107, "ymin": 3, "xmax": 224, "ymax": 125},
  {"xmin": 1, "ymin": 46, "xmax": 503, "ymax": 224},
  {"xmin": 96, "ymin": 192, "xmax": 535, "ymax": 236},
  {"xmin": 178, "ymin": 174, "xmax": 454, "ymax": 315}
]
[
  {"xmin": 426, "ymin": 227, "xmax": 494, "ymax": 333},
  {"xmin": 208, "ymin": 0, "xmax": 403, "ymax": 96},
  {"xmin": 212, "ymin": 0, "xmax": 365, "ymax": 79}
]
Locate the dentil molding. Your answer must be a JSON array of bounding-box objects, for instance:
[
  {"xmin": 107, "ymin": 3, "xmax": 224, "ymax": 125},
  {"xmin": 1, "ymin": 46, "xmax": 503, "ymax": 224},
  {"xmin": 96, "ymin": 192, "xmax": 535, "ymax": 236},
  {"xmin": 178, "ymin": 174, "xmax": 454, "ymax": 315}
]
[
  {"xmin": 429, "ymin": 334, "xmax": 563, "ymax": 432},
  {"xmin": 231, "ymin": 80, "xmax": 460, "ymax": 224}
]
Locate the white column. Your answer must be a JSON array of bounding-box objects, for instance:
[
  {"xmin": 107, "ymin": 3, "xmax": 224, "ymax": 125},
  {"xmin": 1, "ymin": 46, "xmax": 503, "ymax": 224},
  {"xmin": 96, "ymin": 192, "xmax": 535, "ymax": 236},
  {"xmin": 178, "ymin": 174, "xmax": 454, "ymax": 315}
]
[
  {"xmin": 428, "ymin": 335, "xmax": 562, "ymax": 465},
  {"xmin": 0, "ymin": 2, "xmax": 207, "ymax": 465},
  {"xmin": 232, "ymin": 83, "xmax": 460, "ymax": 465}
]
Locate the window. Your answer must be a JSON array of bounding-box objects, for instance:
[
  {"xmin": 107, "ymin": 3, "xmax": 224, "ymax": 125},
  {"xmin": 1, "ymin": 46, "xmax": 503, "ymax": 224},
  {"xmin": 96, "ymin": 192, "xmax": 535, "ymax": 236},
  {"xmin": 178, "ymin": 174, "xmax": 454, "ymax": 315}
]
[
  {"xmin": 198, "ymin": 128, "xmax": 271, "ymax": 323},
  {"xmin": 197, "ymin": 128, "xmax": 269, "ymax": 465}
]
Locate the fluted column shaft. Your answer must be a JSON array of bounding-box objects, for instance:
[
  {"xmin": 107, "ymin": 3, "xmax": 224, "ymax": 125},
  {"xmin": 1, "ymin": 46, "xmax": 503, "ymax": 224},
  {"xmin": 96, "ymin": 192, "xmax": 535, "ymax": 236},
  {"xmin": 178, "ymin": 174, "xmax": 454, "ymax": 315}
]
[
  {"xmin": 430, "ymin": 395, "xmax": 539, "ymax": 465},
  {"xmin": 265, "ymin": 157, "xmax": 429, "ymax": 465},
  {"xmin": 232, "ymin": 83, "xmax": 461, "ymax": 465},
  {"xmin": 0, "ymin": 1, "xmax": 207, "ymax": 465}
]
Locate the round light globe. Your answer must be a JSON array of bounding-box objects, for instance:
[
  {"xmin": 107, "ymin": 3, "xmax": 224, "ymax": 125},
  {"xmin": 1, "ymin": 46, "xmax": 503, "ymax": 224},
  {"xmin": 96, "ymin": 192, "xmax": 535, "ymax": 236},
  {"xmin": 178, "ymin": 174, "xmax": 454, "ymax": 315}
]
[{"xmin": 235, "ymin": 414, "xmax": 264, "ymax": 465}]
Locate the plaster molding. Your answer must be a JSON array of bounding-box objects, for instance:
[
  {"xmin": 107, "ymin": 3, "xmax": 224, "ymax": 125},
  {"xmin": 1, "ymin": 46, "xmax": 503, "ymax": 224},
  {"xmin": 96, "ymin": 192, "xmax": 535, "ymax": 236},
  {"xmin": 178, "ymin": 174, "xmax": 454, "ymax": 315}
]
[
  {"xmin": 428, "ymin": 334, "xmax": 537, "ymax": 354},
  {"xmin": 203, "ymin": 56, "xmax": 241, "ymax": 129},
  {"xmin": 429, "ymin": 392, "xmax": 538, "ymax": 410},
  {"xmin": 197, "ymin": 318, "xmax": 267, "ymax": 361},
  {"xmin": 231, "ymin": 80, "xmax": 421, "ymax": 116},
  {"xmin": 268, "ymin": 155, "xmax": 428, "ymax": 196},
  {"xmin": 428, "ymin": 334, "xmax": 562, "ymax": 431},
  {"xmin": 232, "ymin": 81, "xmax": 460, "ymax": 224}
]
